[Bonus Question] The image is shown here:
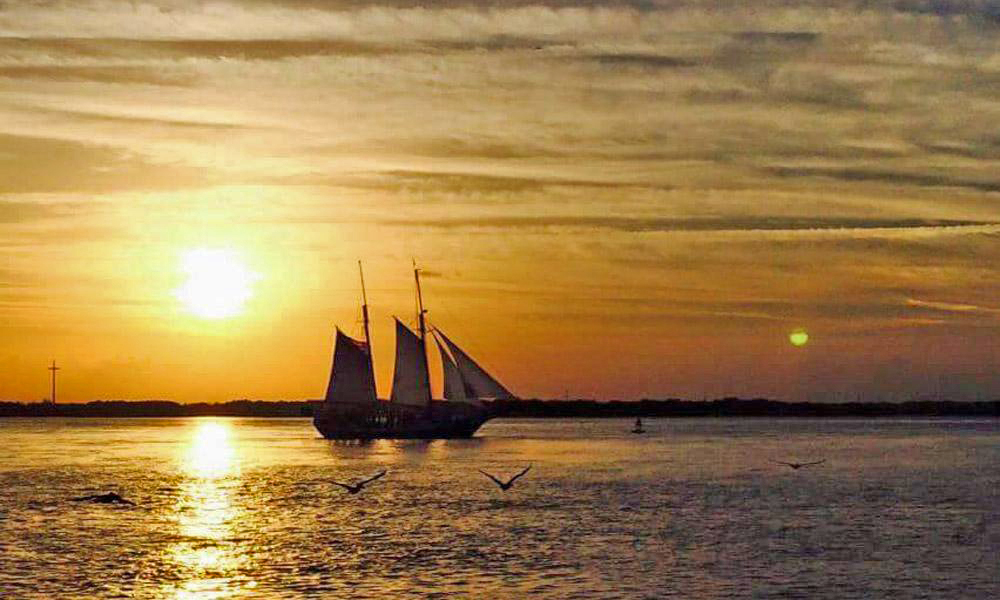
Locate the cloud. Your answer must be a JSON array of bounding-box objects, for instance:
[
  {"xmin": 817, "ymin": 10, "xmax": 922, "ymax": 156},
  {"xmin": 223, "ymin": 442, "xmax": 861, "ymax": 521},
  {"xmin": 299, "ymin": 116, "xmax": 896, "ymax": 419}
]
[
  {"xmin": 906, "ymin": 298, "xmax": 1000, "ymax": 315},
  {"xmin": 583, "ymin": 53, "xmax": 699, "ymax": 69},
  {"xmin": 0, "ymin": 199, "xmax": 65, "ymax": 223},
  {"xmin": 0, "ymin": 133, "xmax": 210, "ymax": 193},
  {"xmin": 28, "ymin": 37, "xmax": 404, "ymax": 60},
  {"xmin": 891, "ymin": 0, "xmax": 1000, "ymax": 22},
  {"xmin": 732, "ymin": 31, "xmax": 821, "ymax": 45},
  {"xmin": 378, "ymin": 215, "xmax": 995, "ymax": 233},
  {"xmin": 0, "ymin": 64, "xmax": 196, "ymax": 86},
  {"xmin": 767, "ymin": 167, "xmax": 1000, "ymax": 193},
  {"xmin": 25, "ymin": 106, "xmax": 262, "ymax": 132},
  {"xmin": 346, "ymin": 169, "xmax": 676, "ymax": 192},
  {"xmin": 921, "ymin": 137, "xmax": 1000, "ymax": 159}
]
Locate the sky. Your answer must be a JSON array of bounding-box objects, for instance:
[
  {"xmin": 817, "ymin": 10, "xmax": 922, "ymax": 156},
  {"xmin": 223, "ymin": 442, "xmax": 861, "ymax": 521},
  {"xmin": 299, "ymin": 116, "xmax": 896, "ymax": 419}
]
[{"xmin": 2, "ymin": 0, "xmax": 1000, "ymax": 403}]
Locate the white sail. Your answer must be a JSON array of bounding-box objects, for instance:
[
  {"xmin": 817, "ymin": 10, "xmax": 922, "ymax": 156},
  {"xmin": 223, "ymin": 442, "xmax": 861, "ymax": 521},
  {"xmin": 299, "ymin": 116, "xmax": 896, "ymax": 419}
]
[
  {"xmin": 390, "ymin": 318, "xmax": 431, "ymax": 406},
  {"xmin": 325, "ymin": 328, "xmax": 376, "ymax": 404},
  {"xmin": 435, "ymin": 337, "xmax": 469, "ymax": 403},
  {"xmin": 435, "ymin": 329, "xmax": 515, "ymax": 400}
]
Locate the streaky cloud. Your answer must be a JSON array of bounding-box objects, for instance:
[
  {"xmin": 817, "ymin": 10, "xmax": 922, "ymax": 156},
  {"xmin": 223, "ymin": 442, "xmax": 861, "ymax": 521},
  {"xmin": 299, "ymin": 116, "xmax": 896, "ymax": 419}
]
[
  {"xmin": 0, "ymin": 133, "xmax": 211, "ymax": 194},
  {"xmin": 303, "ymin": 170, "xmax": 676, "ymax": 193},
  {"xmin": 378, "ymin": 215, "xmax": 997, "ymax": 233},
  {"xmin": 29, "ymin": 106, "xmax": 261, "ymax": 132},
  {"xmin": 731, "ymin": 31, "xmax": 820, "ymax": 44},
  {"xmin": 906, "ymin": 298, "xmax": 1000, "ymax": 315},
  {"xmin": 0, "ymin": 200, "xmax": 66, "ymax": 223},
  {"xmin": 583, "ymin": 53, "xmax": 698, "ymax": 68},
  {"xmin": 0, "ymin": 36, "xmax": 405, "ymax": 60},
  {"xmin": 0, "ymin": 64, "xmax": 196, "ymax": 86},
  {"xmin": 766, "ymin": 167, "xmax": 1000, "ymax": 194}
]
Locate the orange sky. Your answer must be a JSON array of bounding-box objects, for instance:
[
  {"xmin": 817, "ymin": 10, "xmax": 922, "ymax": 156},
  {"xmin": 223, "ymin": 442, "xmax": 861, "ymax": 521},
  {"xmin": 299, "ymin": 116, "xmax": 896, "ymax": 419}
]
[{"xmin": 2, "ymin": 1, "xmax": 1000, "ymax": 403}]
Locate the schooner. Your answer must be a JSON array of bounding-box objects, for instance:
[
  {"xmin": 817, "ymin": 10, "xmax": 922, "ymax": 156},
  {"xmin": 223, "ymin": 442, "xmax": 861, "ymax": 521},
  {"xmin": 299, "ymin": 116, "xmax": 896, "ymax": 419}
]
[{"xmin": 312, "ymin": 263, "xmax": 516, "ymax": 439}]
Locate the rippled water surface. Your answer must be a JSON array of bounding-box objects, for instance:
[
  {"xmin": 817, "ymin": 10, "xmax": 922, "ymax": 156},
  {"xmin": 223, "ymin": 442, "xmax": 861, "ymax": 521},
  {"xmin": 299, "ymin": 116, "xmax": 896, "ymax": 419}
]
[{"xmin": 1, "ymin": 417, "xmax": 998, "ymax": 599}]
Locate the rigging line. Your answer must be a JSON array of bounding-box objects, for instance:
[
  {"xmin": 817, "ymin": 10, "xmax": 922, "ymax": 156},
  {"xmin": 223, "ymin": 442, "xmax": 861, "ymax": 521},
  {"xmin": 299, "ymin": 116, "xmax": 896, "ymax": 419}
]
[{"xmin": 428, "ymin": 290, "xmax": 494, "ymax": 367}]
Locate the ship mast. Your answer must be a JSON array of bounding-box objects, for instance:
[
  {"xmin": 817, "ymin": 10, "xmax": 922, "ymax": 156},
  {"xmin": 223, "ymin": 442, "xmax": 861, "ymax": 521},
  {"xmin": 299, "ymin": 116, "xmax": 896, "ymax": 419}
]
[
  {"xmin": 359, "ymin": 261, "xmax": 377, "ymax": 401},
  {"xmin": 413, "ymin": 260, "xmax": 433, "ymax": 410}
]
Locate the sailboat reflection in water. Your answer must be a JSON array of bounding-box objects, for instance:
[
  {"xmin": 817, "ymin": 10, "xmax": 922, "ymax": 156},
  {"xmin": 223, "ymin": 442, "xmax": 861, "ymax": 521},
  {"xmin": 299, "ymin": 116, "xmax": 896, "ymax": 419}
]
[{"xmin": 313, "ymin": 263, "xmax": 517, "ymax": 440}]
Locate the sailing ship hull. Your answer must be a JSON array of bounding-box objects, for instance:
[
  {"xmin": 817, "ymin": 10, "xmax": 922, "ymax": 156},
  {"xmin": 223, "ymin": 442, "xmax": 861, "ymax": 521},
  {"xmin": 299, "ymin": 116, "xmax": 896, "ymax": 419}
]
[{"xmin": 312, "ymin": 400, "xmax": 493, "ymax": 440}]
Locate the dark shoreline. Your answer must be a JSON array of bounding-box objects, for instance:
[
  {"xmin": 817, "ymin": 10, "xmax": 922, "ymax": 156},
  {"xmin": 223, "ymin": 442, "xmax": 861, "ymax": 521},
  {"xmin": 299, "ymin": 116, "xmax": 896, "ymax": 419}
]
[{"xmin": 1, "ymin": 398, "xmax": 997, "ymax": 418}]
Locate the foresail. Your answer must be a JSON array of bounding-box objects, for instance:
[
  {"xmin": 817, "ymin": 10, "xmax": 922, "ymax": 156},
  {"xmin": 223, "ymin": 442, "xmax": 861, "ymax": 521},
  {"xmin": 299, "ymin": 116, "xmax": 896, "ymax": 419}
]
[
  {"xmin": 435, "ymin": 337, "xmax": 469, "ymax": 403},
  {"xmin": 325, "ymin": 329, "xmax": 377, "ymax": 404},
  {"xmin": 390, "ymin": 318, "xmax": 431, "ymax": 406},
  {"xmin": 436, "ymin": 329, "xmax": 515, "ymax": 400}
]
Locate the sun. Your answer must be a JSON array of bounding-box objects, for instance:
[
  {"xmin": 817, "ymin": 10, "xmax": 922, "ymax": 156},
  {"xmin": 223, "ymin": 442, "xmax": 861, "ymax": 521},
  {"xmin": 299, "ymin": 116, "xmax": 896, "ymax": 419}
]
[
  {"xmin": 789, "ymin": 328, "xmax": 809, "ymax": 347},
  {"xmin": 175, "ymin": 247, "xmax": 260, "ymax": 319}
]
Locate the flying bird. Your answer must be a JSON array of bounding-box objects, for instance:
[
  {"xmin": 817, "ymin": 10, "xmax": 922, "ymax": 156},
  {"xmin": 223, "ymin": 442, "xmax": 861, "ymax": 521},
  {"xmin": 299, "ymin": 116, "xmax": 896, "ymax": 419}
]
[
  {"xmin": 71, "ymin": 492, "xmax": 136, "ymax": 505},
  {"xmin": 770, "ymin": 459, "xmax": 826, "ymax": 470},
  {"xmin": 331, "ymin": 470, "xmax": 387, "ymax": 494},
  {"xmin": 479, "ymin": 465, "xmax": 532, "ymax": 491}
]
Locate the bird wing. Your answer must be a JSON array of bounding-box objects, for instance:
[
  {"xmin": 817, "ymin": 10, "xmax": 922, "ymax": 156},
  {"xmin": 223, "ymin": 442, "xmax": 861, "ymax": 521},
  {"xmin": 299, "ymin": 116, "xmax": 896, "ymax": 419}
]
[
  {"xmin": 330, "ymin": 481, "xmax": 354, "ymax": 491},
  {"xmin": 479, "ymin": 470, "xmax": 504, "ymax": 487},
  {"xmin": 120, "ymin": 498, "xmax": 136, "ymax": 506},
  {"xmin": 71, "ymin": 494, "xmax": 97, "ymax": 502},
  {"xmin": 361, "ymin": 470, "xmax": 387, "ymax": 486},
  {"xmin": 769, "ymin": 460, "xmax": 793, "ymax": 467},
  {"xmin": 507, "ymin": 465, "xmax": 532, "ymax": 485},
  {"xmin": 802, "ymin": 459, "xmax": 827, "ymax": 467}
]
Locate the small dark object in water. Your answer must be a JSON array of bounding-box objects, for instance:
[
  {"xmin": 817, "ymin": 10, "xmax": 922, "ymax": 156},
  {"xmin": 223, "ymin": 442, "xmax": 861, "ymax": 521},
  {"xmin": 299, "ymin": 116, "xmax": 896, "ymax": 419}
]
[
  {"xmin": 71, "ymin": 492, "xmax": 136, "ymax": 505},
  {"xmin": 479, "ymin": 465, "xmax": 531, "ymax": 491},
  {"xmin": 770, "ymin": 459, "xmax": 826, "ymax": 470},
  {"xmin": 331, "ymin": 470, "xmax": 387, "ymax": 494},
  {"xmin": 631, "ymin": 417, "xmax": 645, "ymax": 434}
]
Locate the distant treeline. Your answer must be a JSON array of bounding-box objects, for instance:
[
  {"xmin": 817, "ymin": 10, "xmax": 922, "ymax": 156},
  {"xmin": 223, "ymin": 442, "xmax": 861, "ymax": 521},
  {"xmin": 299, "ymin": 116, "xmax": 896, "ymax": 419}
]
[
  {"xmin": 0, "ymin": 400, "xmax": 313, "ymax": 418},
  {"xmin": 488, "ymin": 398, "xmax": 1000, "ymax": 418},
  {"xmin": 0, "ymin": 398, "xmax": 997, "ymax": 418}
]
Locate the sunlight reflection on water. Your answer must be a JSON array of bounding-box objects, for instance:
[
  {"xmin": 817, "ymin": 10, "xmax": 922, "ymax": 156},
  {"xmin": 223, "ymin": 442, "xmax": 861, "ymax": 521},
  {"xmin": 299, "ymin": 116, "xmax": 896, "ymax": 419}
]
[
  {"xmin": 165, "ymin": 420, "xmax": 252, "ymax": 599},
  {"xmin": 184, "ymin": 421, "xmax": 236, "ymax": 480}
]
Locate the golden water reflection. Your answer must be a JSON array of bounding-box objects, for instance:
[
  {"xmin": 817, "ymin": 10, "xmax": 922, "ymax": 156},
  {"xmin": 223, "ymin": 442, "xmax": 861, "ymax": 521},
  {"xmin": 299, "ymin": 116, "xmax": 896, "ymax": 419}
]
[
  {"xmin": 187, "ymin": 421, "xmax": 236, "ymax": 479},
  {"xmin": 166, "ymin": 419, "xmax": 255, "ymax": 599}
]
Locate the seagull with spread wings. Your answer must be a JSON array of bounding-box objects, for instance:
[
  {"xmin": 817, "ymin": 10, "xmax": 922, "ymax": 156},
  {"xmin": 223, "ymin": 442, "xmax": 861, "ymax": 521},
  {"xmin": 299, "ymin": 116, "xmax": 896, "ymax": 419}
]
[
  {"xmin": 479, "ymin": 465, "xmax": 532, "ymax": 491},
  {"xmin": 770, "ymin": 459, "xmax": 826, "ymax": 470},
  {"xmin": 331, "ymin": 470, "xmax": 387, "ymax": 494},
  {"xmin": 71, "ymin": 492, "xmax": 136, "ymax": 505}
]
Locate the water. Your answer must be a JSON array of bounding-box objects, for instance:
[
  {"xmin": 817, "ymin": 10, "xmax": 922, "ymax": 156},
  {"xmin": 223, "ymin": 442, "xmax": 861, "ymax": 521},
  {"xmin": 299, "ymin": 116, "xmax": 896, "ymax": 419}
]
[{"xmin": 1, "ymin": 417, "xmax": 998, "ymax": 599}]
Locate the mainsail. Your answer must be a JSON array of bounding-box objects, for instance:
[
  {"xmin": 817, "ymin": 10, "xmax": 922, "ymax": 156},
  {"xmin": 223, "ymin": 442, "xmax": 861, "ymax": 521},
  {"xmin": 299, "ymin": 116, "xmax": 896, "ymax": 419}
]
[
  {"xmin": 390, "ymin": 318, "xmax": 431, "ymax": 406},
  {"xmin": 325, "ymin": 328, "xmax": 377, "ymax": 404},
  {"xmin": 435, "ymin": 337, "xmax": 469, "ymax": 403},
  {"xmin": 435, "ymin": 329, "xmax": 515, "ymax": 400}
]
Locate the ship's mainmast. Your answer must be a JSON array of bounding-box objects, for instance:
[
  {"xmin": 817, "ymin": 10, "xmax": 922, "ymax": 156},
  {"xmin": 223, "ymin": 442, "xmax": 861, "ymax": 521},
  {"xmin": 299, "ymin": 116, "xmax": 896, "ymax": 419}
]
[
  {"xmin": 413, "ymin": 261, "xmax": 433, "ymax": 410},
  {"xmin": 359, "ymin": 261, "xmax": 377, "ymax": 402}
]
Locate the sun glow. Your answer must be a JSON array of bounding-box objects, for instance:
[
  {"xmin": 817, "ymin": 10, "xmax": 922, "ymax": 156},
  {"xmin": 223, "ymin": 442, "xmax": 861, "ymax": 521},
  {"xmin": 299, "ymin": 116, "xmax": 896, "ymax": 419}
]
[
  {"xmin": 175, "ymin": 247, "xmax": 260, "ymax": 319},
  {"xmin": 789, "ymin": 329, "xmax": 809, "ymax": 347}
]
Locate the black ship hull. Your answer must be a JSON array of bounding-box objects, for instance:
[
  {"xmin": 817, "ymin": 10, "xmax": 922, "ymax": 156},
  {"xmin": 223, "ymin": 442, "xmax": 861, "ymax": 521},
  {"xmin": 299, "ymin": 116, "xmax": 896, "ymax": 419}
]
[{"xmin": 313, "ymin": 399, "xmax": 492, "ymax": 440}]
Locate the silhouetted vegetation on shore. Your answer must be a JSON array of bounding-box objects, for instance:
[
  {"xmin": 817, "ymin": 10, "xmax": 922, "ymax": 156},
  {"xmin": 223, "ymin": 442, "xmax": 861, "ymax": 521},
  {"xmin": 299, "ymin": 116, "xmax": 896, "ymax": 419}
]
[
  {"xmin": 0, "ymin": 400, "xmax": 313, "ymax": 418},
  {"xmin": 0, "ymin": 398, "xmax": 997, "ymax": 418},
  {"xmin": 488, "ymin": 398, "xmax": 1000, "ymax": 418}
]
